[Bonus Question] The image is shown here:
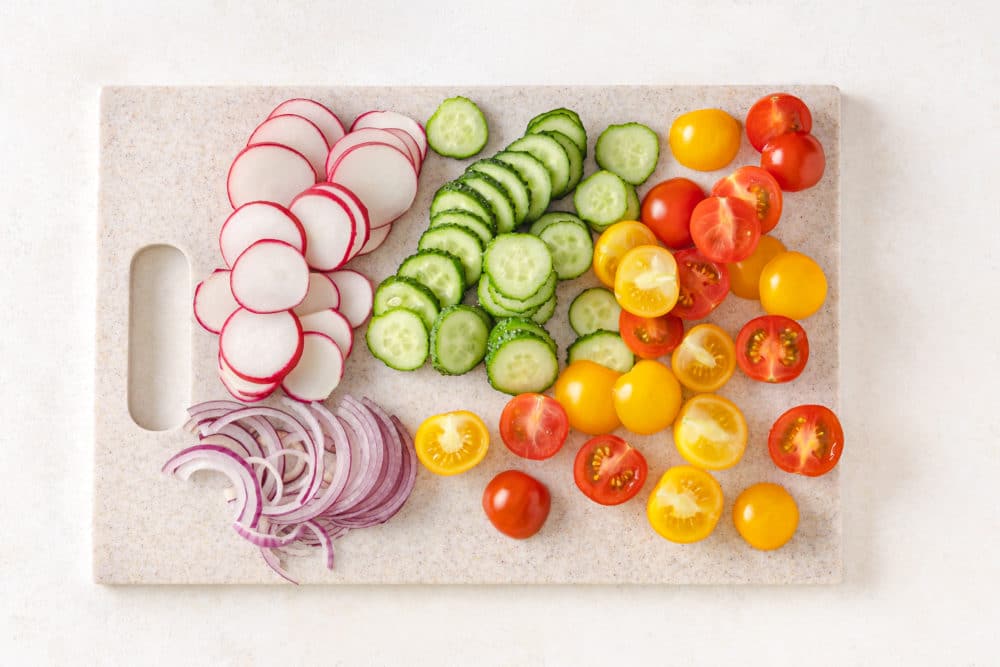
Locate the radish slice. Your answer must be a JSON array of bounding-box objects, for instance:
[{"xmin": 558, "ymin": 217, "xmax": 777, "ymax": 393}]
[
  {"xmin": 219, "ymin": 354, "xmax": 278, "ymax": 400},
  {"xmin": 230, "ymin": 240, "xmax": 310, "ymax": 314},
  {"xmin": 269, "ymin": 98, "xmax": 346, "ymax": 147},
  {"xmin": 219, "ymin": 202, "xmax": 306, "ymax": 268},
  {"xmin": 289, "ymin": 190, "xmax": 357, "ymax": 271},
  {"xmin": 294, "ymin": 273, "xmax": 341, "ymax": 316},
  {"xmin": 248, "ymin": 114, "xmax": 329, "ymax": 180},
  {"xmin": 227, "ymin": 143, "xmax": 316, "ymax": 209},
  {"xmin": 325, "ymin": 270, "xmax": 373, "ymax": 328},
  {"xmin": 329, "ymin": 143, "xmax": 417, "ymax": 228},
  {"xmin": 194, "ymin": 269, "xmax": 239, "ymax": 334},
  {"xmin": 385, "ymin": 128, "xmax": 423, "ymax": 173},
  {"xmin": 309, "ymin": 183, "xmax": 370, "ymax": 260},
  {"xmin": 351, "ymin": 110, "xmax": 427, "ymax": 161},
  {"xmin": 325, "ymin": 130, "xmax": 416, "ymax": 179},
  {"xmin": 220, "ymin": 309, "xmax": 304, "ymax": 382},
  {"xmin": 356, "ymin": 223, "xmax": 392, "ymax": 256},
  {"xmin": 281, "ymin": 332, "xmax": 345, "ymax": 402},
  {"xmin": 298, "ymin": 308, "xmax": 354, "ymax": 357}
]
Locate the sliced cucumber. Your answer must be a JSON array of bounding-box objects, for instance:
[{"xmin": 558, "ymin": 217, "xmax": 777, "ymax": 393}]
[
  {"xmin": 430, "ymin": 305, "xmax": 490, "ymax": 375},
  {"xmin": 373, "ymin": 275, "xmax": 441, "ymax": 330},
  {"xmin": 486, "ymin": 271, "xmax": 557, "ymax": 314},
  {"xmin": 494, "ymin": 150, "xmax": 552, "ymax": 223},
  {"xmin": 477, "ymin": 275, "xmax": 532, "ymax": 318},
  {"xmin": 466, "ymin": 158, "xmax": 530, "ymax": 226},
  {"xmin": 573, "ymin": 170, "xmax": 631, "ymax": 232},
  {"xmin": 459, "ymin": 172, "xmax": 517, "ymax": 234},
  {"xmin": 486, "ymin": 332, "xmax": 560, "ymax": 395},
  {"xmin": 430, "ymin": 182, "xmax": 496, "ymax": 229},
  {"xmin": 594, "ymin": 122, "xmax": 660, "ymax": 185},
  {"xmin": 528, "ymin": 107, "xmax": 582, "ymax": 130},
  {"xmin": 624, "ymin": 180, "xmax": 640, "ymax": 221},
  {"xmin": 530, "ymin": 293, "xmax": 557, "ymax": 324},
  {"xmin": 366, "ymin": 308, "xmax": 429, "ymax": 371},
  {"xmin": 567, "ymin": 330, "xmax": 635, "ymax": 373},
  {"xmin": 469, "ymin": 304, "xmax": 494, "ymax": 329},
  {"xmin": 536, "ymin": 219, "xmax": 594, "ymax": 280},
  {"xmin": 488, "ymin": 317, "xmax": 556, "ymax": 353},
  {"xmin": 527, "ymin": 111, "xmax": 587, "ymax": 156},
  {"xmin": 425, "ymin": 96, "xmax": 488, "ymax": 159},
  {"xmin": 540, "ymin": 130, "xmax": 583, "ymax": 194},
  {"xmin": 569, "ymin": 287, "xmax": 621, "ymax": 335},
  {"xmin": 482, "ymin": 233, "xmax": 553, "ymax": 300},
  {"xmin": 507, "ymin": 134, "xmax": 571, "ymax": 198},
  {"xmin": 429, "ymin": 209, "xmax": 494, "ymax": 246},
  {"xmin": 528, "ymin": 211, "xmax": 586, "ymax": 236},
  {"xmin": 418, "ymin": 224, "xmax": 484, "ymax": 284},
  {"xmin": 397, "ymin": 250, "xmax": 466, "ymax": 307}
]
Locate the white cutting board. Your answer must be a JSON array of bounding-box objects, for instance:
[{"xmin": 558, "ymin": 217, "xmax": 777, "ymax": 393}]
[{"xmin": 94, "ymin": 85, "xmax": 841, "ymax": 584}]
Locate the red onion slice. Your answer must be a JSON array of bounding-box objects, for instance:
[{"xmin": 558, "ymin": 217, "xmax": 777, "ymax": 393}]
[
  {"xmin": 234, "ymin": 521, "xmax": 303, "ymax": 548},
  {"xmin": 163, "ymin": 445, "xmax": 262, "ymax": 528}
]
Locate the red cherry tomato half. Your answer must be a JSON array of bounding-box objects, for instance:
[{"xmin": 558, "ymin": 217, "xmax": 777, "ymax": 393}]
[
  {"xmin": 671, "ymin": 247, "xmax": 731, "ymax": 320},
  {"xmin": 689, "ymin": 196, "xmax": 761, "ymax": 263},
  {"xmin": 499, "ymin": 393, "xmax": 570, "ymax": 460},
  {"xmin": 573, "ymin": 435, "xmax": 648, "ymax": 506},
  {"xmin": 711, "ymin": 166, "xmax": 784, "ymax": 234},
  {"xmin": 482, "ymin": 470, "xmax": 551, "ymax": 539},
  {"xmin": 761, "ymin": 133, "xmax": 826, "ymax": 192},
  {"xmin": 619, "ymin": 310, "xmax": 684, "ymax": 359},
  {"xmin": 745, "ymin": 93, "xmax": 813, "ymax": 152},
  {"xmin": 640, "ymin": 177, "xmax": 706, "ymax": 249},
  {"xmin": 735, "ymin": 315, "xmax": 809, "ymax": 383},
  {"xmin": 768, "ymin": 405, "xmax": 843, "ymax": 477}
]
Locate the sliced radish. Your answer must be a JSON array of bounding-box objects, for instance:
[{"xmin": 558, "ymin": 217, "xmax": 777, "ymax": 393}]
[
  {"xmin": 309, "ymin": 183, "xmax": 370, "ymax": 260},
  {"xmin": 325, "ymin": 130, "xmax": 416, "ymax": 179},
  {"xmin": 385, "ymin": 128, "xmax": 423, "ymax": 172},
  {"xmin": 227, "ymin": 143, "xmax": 316, "ymax": 209},
  {"xmin": 298, "ymin": 308, "xmax": 354, "ymax": 357},
  {"xmin": 220, "ymin": 309, "xmax": 304, "ymax": 382},
  {"xmin": 288, "ymin": 190, "xmax": 356, "ymax": 271},
  {"xmin": 351, "ymin": 110, "xmax": 427, "ymax": 161},
  {"xmin": 230, "ymin": 240, "xmax": 310, "ymax": 314},
  {"xmin": 193, "ymin": 269, "xmax": 239, "ymax": 334},
  {"xmin": 293, "ymin": 273, "xmax": 341, "ymax": 316},
  {"xmin": 219, "ymin": 201, "xmax": 306, "ymax": 267},
  {"xmin": 325, "ymin": 270, "xmax": 374, "ymax": 328},
  {"xmin": 329, "ymin": 143, "xmax": 417, "ymax": 228},
  {"xmin": 248, "ymin": 114, "xmax": 329, "ymax": 180},
  {"xmin": 281, "ymin": 332, "xmax": 345, "ymax": 402},
  {"xmin": 218, "ymin": 353, "xmax": 278, "ymax": 400},
  {"xmin": 269, "ymin": 98, "xmax": 346, "ymax": 147},
  {"xmin": 356, "ymin": 223, "xmax": 392, "ymax": 256}
]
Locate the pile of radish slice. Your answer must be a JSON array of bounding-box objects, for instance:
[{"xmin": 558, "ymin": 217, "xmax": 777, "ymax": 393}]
[{"xmin": 194, "ymin": 98, "xmax": 427, "ymax": 402}]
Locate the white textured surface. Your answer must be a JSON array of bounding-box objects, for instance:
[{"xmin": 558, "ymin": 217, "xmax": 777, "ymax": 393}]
[{"xmin": 2, "ymin": 0, "xmax": 997, "ymax": 663}]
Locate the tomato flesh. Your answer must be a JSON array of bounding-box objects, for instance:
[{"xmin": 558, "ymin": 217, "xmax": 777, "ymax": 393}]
[
  {"xmin": 761, "ymin": 132, "xmax": 826, "ymax": 192},
  {"xmin": 671, "ymin": 248, "xmax": 730, "ymax": 320},
  {"xmin": 768, "ymin": 405, "xmax": 844, "ymax": 477},
  {"xmin": 689, "ymin": 196, "xmax": 761, "ymax": 263},
  {"xmin": 619, "ymin": 310, "xmax": 684, "ymax": 359},
  {"xmin": 640, "ymin": 178, "xmax": 705, "ymax": 249},
  {"xmin": 735, "ymin": 315, "xmax": 809, "ymax": 383},
  {"xmin": 573, "ymin": 435, "xmax": 648, "ymax": 506},
  {"xmin": 745, "ymin": 93, "xmax": 813, "ymax": 152},
  {"xmin": 499, "ymin": 393, "xmax": 569, "ymax": 460},
  {"xmin": 482, "ymin": 470, "xmax": 551, "ymax": 539},
  {"xmin": 712, "ymin": 166, "xmax": 784, "ymax": 234}
]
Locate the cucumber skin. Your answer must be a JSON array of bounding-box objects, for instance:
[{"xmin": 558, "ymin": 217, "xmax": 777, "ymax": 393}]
[
  {"xmin": 566, "ymin": 329, "xmax": 636, "ymax": 373},
  {"xmin": 365, "ymin": 308, "xmax": 430, "ymax": 372},
  {"xmin": 485, "ymin": 332, "xmax": 560, "ymax": 395},
  {"xmin": 426, "ymin": 96, "xmax": 488, "ymax": 159},
  {"xmin": 430, "ymin": 305, "xmax": 490, "ymax": 375},
  {"xmin": 594, "ymin": 122, "xmax": 660, "ymax": 185}
]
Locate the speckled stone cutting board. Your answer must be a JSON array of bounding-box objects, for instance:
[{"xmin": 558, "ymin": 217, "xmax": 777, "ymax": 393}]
[{"xmin": 94, "ymin": 85, "xmax": 840, "ymax": 584}]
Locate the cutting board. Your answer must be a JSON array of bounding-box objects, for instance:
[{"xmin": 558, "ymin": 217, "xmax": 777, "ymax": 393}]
[{"xmin": 94, "ymin": 85, "xmax": 841, "ymax": 584}]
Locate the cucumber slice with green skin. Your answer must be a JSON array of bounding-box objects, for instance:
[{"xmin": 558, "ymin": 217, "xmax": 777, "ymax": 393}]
[
  {"xmin": 594, "ymin": 122, "xmax": 660, "ymax": 185},
  {"xmin": 466, "ymin": 158, "xmax": 531, "ymax": 226},
  {"xmin": 366, "ymin": 308, "xmax": 429, "ymax": 371},
  {"xmin": 429, "ymin": 209, "xmax": 494, "ymax": 246},
  {"xmin": 373, "ymin": 275, "xmax": 441, "ymax": 330},
  {"xmin": 528, "ymin": 107, "xmax": 583, "ymax": 130},
  {"xmin": 430, "ymin": 182, "xmax": 496, "ymax": 229},
  {"xmin": 459, "ymin": 172, "xmax": 517, "ymax": 234},
  {"xmin": 540, "ymin": 131, "xmax": 583, "ymax": 194},
  {"xmin": 569, "ymin": 287, "xmax": 621, "ymax": 335},
  {"xmin": 527, "ymin": 111, "xmax": 587, "ymax": 156},
  {"xmin": 486, "ymin": 271, "xmax": 557, "ymax": 313},
  {"xmin": 418, "ymin": 224, "xmax": 484, "ymax": 284},
  {"xmin": 567, "ymin": 330, "xmax": 635, "ymax": 373},
  {"xmin": 624, "ymin": 180, "xmax": 640, "ymax": 220},
  {"xmin": 425, "ymin": 96, "xmax": 489, "ymax": 159},
  {"xmin": 494, "ymin": 150, "xmax": 552, "ymax": 223},
  {"xmin": 430, "ymin": 305, "xmax": 490, "ymax": 375},
  {"xmin": 482, "ymin": 233, "xmax": 553, "ymax": 300},
  {"xmin": 528, "ymin": 211, "xmax": 586, "ymax": 236},
  {"xmin": 506, "ymin": 134, "xmax": 571, "ymax": 199},
  {"xmin": 573, "ymin": 170, "xmax": 632, "ymax": 232},
  {"xmin": 397, "ymin": 250, "xmax": 466, "ymax": 307},
  {"xmin": 530, "ymin": 293, "xmax": 557, "ymax": 324},
  {"xmin": 488, "ymin": 317, "xmax": 556, "ymax": 353},
  {"xmin": 477, "ymin": 274, "xmax": 534, "ymax": 318},
  {"xmin": 486, "ymin": 332, "xmax": 560, "ymax": 395},
  {"xmin": 537, "ymin": 219, "xmax": 594, "ymax": 280},
  {"xmin": 469, "ymin": 305, "xmax": 494, "ymax": 330}
]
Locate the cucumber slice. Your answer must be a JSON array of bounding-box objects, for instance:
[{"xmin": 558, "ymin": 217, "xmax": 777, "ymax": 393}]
[
  {"xmin": 486, "ymin": 332, "xmax": 560, "ymax": 395},
  {"xmin": 537, "ymin": 219, "xmax": 594, "ymax": 280},
  {"xmin": 429, "ymin": 209, "xmax": 494, "ymax": 246},
  {"xmin": 528, "ymin": 211, "xmax": 586, "ymax": 236},
  {"xmin": 486, "ymin": 271, "xmax": 557, "ymax": 314},
  {"xmin": 530, "ymin": 293, "xmax": 557, "ymax": 324},
  {"xmin": 430, "ymin": 305, "xmax": 490, "ymax": 375},
  {"xmin": 459, "ymin": 172, "xmax": 517, "ymax": 234},
  {"xmin": 573, "ymin": 170, "xmax": 631, "ymax": 232},
  {"xmin": 527, "ymin": 111, "xmax": 587, "ymax": 156},
  {"xmin": 507, "ymin": 134, "xmax": 571, "ymax": 198},
  {"xmin": 624, "ymin": 180, "xmax": 640, "ymax": 220},
  {"xmin": 373, "ymin": 275, "xmax": 441, "ymax": 330},
  {"xmin": 477, "ymin": 274, "xmax": 533, "ymax": 318},
  {"xmin": 494, "ymin": 150, "xmax": 552, "ymax": 223},
  {"xmin": 425, "ymin": 96, "xmax": 489, "ymax": 159},
  {"xmin": 569, "ymin": 287, "xmax": 621, "ymax": 335},
  {"xmin": 466, "ymin": 158, "xmax": 530, "ymax": 226},
  {"xmin": 430, "ymin": 182, "xmax": 496, "ymax": 229},
  {"xmin": 418, "ymin": 224, "xmax": 485, "ymax": 284},
  {"xmin": 366, "ymin": 308, "xmax": 429, "ymax": 371},
  {"xmin": 488, "ymin": 317, "xmax": 556, "ymax": 353},
  {"xmin": 482, "ymin": 233, "xmax": 553, "ymax": 300},
  {"xmin": 528, "ymin": 107, "xmax": 583, "ymax": 130},
  {"xmin": 567, "ymin": 330, "xmax": 635, "ymax": 373},
  {"xmin": 469, "ymin": 305, "xmax": 494, "ymax": 329},
  {"xmin": 594, "ymin": 122, "xmax": 660, "ymax": 185},
  {"xmin": 540, "ymin": 130, "xmax": 583, "ymax": 193},
  {"xmin": 397, "ymin": 250, "xmax": 466, "ymax": 307}
]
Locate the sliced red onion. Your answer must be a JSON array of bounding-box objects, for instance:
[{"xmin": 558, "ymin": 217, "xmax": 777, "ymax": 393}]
[
  {"xmin": 331, "ymin": 397, "xmax": 402, "ymax": 522},
  {"xmin": 163, "ymin": 445, "xmax": 262, "ymax": 528},
  {"xmin": 234, "ymin": 521, "xmax": 303, "ymax": 548}
]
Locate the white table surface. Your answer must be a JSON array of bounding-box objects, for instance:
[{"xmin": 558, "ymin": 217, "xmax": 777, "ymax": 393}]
[{"xmin": 2, "ymin": 0, "xmax": 997, "ymax": 664}]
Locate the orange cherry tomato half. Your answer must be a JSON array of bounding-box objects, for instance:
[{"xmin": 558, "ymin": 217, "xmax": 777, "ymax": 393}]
[
  {"xmin": 671, "ymin": 247, "xmax": 730, "ymax": 321},
  {"xmin": 768, "ymin": 405, "xmax": 844, "ymax": 477},
  {"xmin": 745, "ymin": 93, "xmax": 813, "ymax": 152},
  {"xmin": 689, "ymin": 196, "xmax": 761, "ymax": 264},
  {"xmin": 573, "ymin": 434, "xmax": 648, "ymax": 506},
  {"xmin": 761, "ymin": 133, "xmax": 826, "ymax": 192},
  {"xmin": 499, "ymin": 393, "xmax": 570, "ymax": 460},
  {"xmin": 482, "ymin": 470, "xmax": 551, "ymax": 539},
  {"xmin": 619, "ymin": 310, "xmax": 684, "ymax": 359},
  {"xmin": 711, "ymin": 166, "xmax": 784, "ymax": 234},
  {"xmin": 735, "ymin": 315, "xmax": 809, "ymax": 383},
  {"xmin": 640, "ymin": 177, "xmax": 706, "ymax": 249}
]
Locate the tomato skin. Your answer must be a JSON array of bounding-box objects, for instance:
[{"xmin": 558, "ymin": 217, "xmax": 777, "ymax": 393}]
[
  {"xmin": 592, "ymin": 221, "xmax": 660, "ymax": 288},
  {"xmin": 745, "ymin": 93, "xmax": 813, "ymax": 152},
  {"xmin": 711, "ymin": 166, "xmax": 784, "ymax": 234},
  {"xmin": 671, "ymin": 247, "xmax": 731, "ymax": 320},
  {"xmin": 733, "ymin": 483, "xmax": 799, "ymax": 550},
  {"xmin": 727, "ymin": 235, "xmax": 786, "ymax": 300},
  {"xmin": 668, "ymin": 108, "xmax": 742, "ymax": 172},
  {"xmin": 735, "ymin": 315, "xmax": 809, "ymax": 383},
  {"xmin": 768, "ymin": 405, "xmax": 844, "ymax": 477},
  {"xmin": 612, "ymin": 360, "xmax": 682, "ymax": 435},
  {"xmin": 482, "ymin": 470, "xmax": 551, "ymax": 539},
  {"xmin": 553, "ymin": 360, "xmax": 622, "ymax": 435},
  {"xmin": 573, "ymin": 435, "xmax": 648, "ymax": 506},
  {"xmin": 759, "ymin": 251, "xmax": 828, "ymax": 320},
  {"xmin": 689, "ymin": 196, "xmax": 761, "ymax": 263},
  {"xmin": 499, "ymin": 393, "xmax": 569, "ymax": 460},
  {"xmin": 761, "ymin": 132, "xmax": 826, "ymax": 192},
  {"xmin": 619, "ymin": 311, "xmax": 684, "ymax": 359},
  {"xmin": 640, "ymin": 178, "xmax": 706, "ymax": 249}
]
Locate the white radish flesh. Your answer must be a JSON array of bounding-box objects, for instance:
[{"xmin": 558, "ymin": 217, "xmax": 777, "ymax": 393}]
[
  {"xmin": 293, "ymin": 273, "xmax": 341, "ymax": 316},
  {"xmin": 218, "ymin": 354, "xmax": 278, "ymax": 400},
  {"xmin": 309, "ymin": 183, "xmax": 370, "ymax": 260},
  {"xmin": 325, "ymin": 130, "xmax": 416, "ymax": 179},
  {"xmin": 385, "ymin": 128, "xmax": 423, "ymax": 172},
  {"xmin": 193, "ymin": 269, "xmax": 239, "ymax": 334},
  {"xmin": 356, "ymin": 223, "xmax": 392, "ymax": 256},
  {"xmin": 269, "ymin": 98, "xmax": 345, "ymax": 147},
  {"xmin": 329, "ymin": 143, "xmax": 417, "ymax": 228},
  {"xmin": 219, "ymin": 201, "xmax": 305, "ymax": 267},
  {"xmin": 230, "ymin": 240, "xmax": 310, "ymax": 314},
  {"xmin": 248, "ymin": 114, "xmax": 329, "ymax": 180},
  {"xmin": 227, "ymin": 143, "xmax": 316, "ymax": 209},
  {"xmin": 325, "ymin": 270, "xmax": 374, "ymax": 328},
  {"xmin": 220, "ymin": 309, "xmax": 303, "ymax": 382},
  {"xmin": 281, "ymin": 332, "xmax": 345, "ymax": 402},
  {"xmin": 351, "ymin": 110, "xmax": 427, "ymax": 161},
  {"xmin": 298, "ymin": 308, "xmax": 355, "ymax": 357},
  {"xmin": 289, "ymin": 190, "xmax": 357, "ymax": 271}
]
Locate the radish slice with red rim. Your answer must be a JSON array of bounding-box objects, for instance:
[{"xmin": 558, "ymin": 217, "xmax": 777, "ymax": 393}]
[
  {"xmin": 298, "ymin": 308, "xmax": 354, "ymax": 357},
  {"xmin": 230, "ymin": 240, "xmax": 310, "ymax": 313},
  {"xmin": 193, "ymin": 269, "xmax": 239, "ymax": 334},
  {"xmin": 385, "ymin": 128, "xmax": 423, "ymax": 173},
  {"xmin": 289, "ymin": 190, "xmax": 357, "ymax": 271},
  {"xmin": 324, "ymin": 270, "xmax": 373, "ymax": 328},
  {"xmin": 293, "ymin": 273, "xmax": 341, "ymax": 316},
  {"xmin": 308, "ymin": 183, "xmax": 370, "ymax": 260},
  {"xmin": 281, "ymin": 332, "xmax": 345, "ymax": 402},
  {"xmin": 248, "ymin": 114, "xmax": 329, "ymax": 179},
  {"xmin": 351, "ymin": 110, "xmax": 427, "ymax": 161},
  {"xmin": 219, "ymin": 309, "xmax": 303, "ymax": 382},
  {"xmin": 329, "ymin": 142, "xmax": 417, "ymax": 228},
  {"xmin": 355, "ymin": 222, "xmax": 392, "ymax": 257},
  {"xmin": 219, "ymin": 202, "xmax": 306, "ymax": 268},
  {"xmin": 325, "ymin": 130, "xmax": 416, "ymax": 179},
  {"xmin": 227, "ymin": 143, "xmax": 317, "ymax": 209},
  {"xmin": 218, "ymin": 353, "xmax": 278, "ymax": 399},
  {"xmin": 269, "ymin": 98, "xmax": 345, "ymax": 147}
]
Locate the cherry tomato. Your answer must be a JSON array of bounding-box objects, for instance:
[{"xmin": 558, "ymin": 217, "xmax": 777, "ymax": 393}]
[
  {"xmin": 668, "ymin": 108, "xmax": 741, "ymax": 172},
  {"xmin": 482, "ymin": 470, "xmax": 551, "ymax": 539},
  {"xmin": 614, "ymin": 245, "xmax": 679, "ymax": 317},
  {"xmin": 671, "ymin": 323, "xmax": 736, "ymax": 392},
  {"xmin": 745, "ymin": 93, "xmax": 813, "ymax": 152},
  {"xmin": 759, "ymin": 251, "xmax": 828, "ymax": 319},
  {"xmin": 711, "ymin": 166, "xmax": 784, "ymax": 234},
  {"xmin": 761, "ymin": 132, "xmax": 826, "ymax": 192},
  {"xmin": 592, "ymin": 221, "xmax": 660, "ymax": 288},
  {"xmin": 414, "ymin": 410, "xmax": 490, "ymax": 476},
  {"xmin": 619, "ymin": 311, "xmax": 684, "ymax": 359},
  {"xmin": 612, "ymin": 360, "xmax": 682, "ymax": 434},
  {"xmin": 640, "ymin": 178, "xmax": 706, "ymax": 249},
  {"xmin": 689, "ymin": 196, "xmax": 761, "ymax": 263},
  {"xmin": 671, "ymin": 248, "xmax": 730, "ymax": 320},
  {"xmin": 727, "ymin": 235, "xmax": 786, "ymax": 300},
  {"xmin": 499, "ymin": 393, "xmax": 569, "ymax": 460},
  {"xmin": 573, "ymin": 435, "xmax": 648, "ymax": 506},
  {"xmin": 736, "ymin": 315, "xmax": 809, "ymax": 383},
  {"xmin": 733, "ymin": 483, "xmax": 799, "ymax": 550},
  {"xmin": 673, "ymin": 393, "xmax": 748, "ymax": 470},
  {"xmin": 553, "ymin": 360, "xmax": 622, "ymax": 435},
  {"xmin": 646, "ymin": 465, "xmax": 724, "ymax": 543},
  {"xmin": 768, "ymin": 405, "xmax": 844, "ymax": 477}
]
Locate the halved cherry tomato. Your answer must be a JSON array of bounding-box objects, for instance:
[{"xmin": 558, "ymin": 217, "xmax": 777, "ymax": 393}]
[
  {"xmin": 673, "ymin": 393, "xmax": 748, "ymax": 470},
  {"xmin": 592, "ymin": 220, "xmax": 660, "ymax": 288},
  {"xmin": 745, "ymin": 93, "xmax": 813, "ymax": 152},
  {"xmin": 768, "ymin": 405, "xmax": 844, "ymax": 477},
  {"xmin": 573, "ymin": 434, "xmax": 648, "ymax": 506},
  {"xmin": 414, "ymin": 410, "xmax": 490, "ymax": 476},
  {"xmin": 619, "ymin": 311, "xmax": 684, "ymax": 359},
  {"xmin": 553, "ymin": 360, "xmax": 622, "ymax": 435},
  {"xmin": 759, "ymin": 251, "xmax": 828, "ymax": 319},
  {"xmin": 614, "ymin": 245, "xmax": 679, "ymax": 317},
  {"xmin": 482, "ymin": 470, "xmax": 551, "ymax": 539},
  {"xmin": 668, "ymin": 108, "xmax": 741, "ymax": 172},
  {"xmin": 689, "ymin": 196, "xmax": 761, "ymax": 263},
  {"xmin": 499, "ymin": 393, "xmax": 569, "ymax": 460},
  {"xmin": 711, "ymin": 166, "xmax": 784, "ymax": 234},
  {"xmin": 671, "ymin": 323, "xmax": 736, "ymax": 392},
  {"xmin": 612, "ymin": 360, "xmax": 682, "ymax": 434},
  {"xmin": 735, "ymin": 315, "xmax": 809, "ymax": 383},
  {"xmin": 646, "ymin": 465, "xmax": 724, "ymax": 543},
  {"xmin": 671, "ymin": 248, "xmax": 730, "ymax": 320},
  {"xmin": 727, "ymin": 235, "xmax": 786, "ymax": 300},
  {"xmin": 733, "ymin": 483, "xmax": 799, "ymax": 550},
  {"xmin": 640, "ymin": 178, "xmax": 706, "ymax": 249},
  {"xmin": 761, "ymin": 132, "xmax": 825, "ymax": 192}
]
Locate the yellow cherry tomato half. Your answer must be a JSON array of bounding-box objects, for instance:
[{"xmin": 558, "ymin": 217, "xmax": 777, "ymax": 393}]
[
  {"xmin": 727, "ymin": 235, "xmax": 787, "ymax": 300},
  {"xmin": 646, "ymin": 465, "xmax": 724, "ymax": 543},
  {"xmin": 592, "ymin": 220, "xmax": 660, "ymax": 288},
  {"xmin": 553, "ymin": 360, "xmax": 622, "ymax": 435},
  {"xmin": 614, "ymin": 245, "xmax": 679, "ymax": 317},
  {"xmin": 733, "ymin": 483, "xmax": 799, "ymax": 550},
  {"xmin": 414, "ymin": 410, "xmax": 490, "ymax": 476},
  {"xmin": 668, "ymin": 108, "xmax": 742, "ymax": 172},
  {"xmin": 673, "ymin": 393, "xmax": 748, "ymax": 470},
  {"xmin": 759, "ymin": 251, "xmax": 828, "ymax": 319},
  {"xmin": 612, "ymin": 359, "xmax": 683, "ymax": 435},
  {"xmin": 670, "ymin": 323, "xmax": 736, "ymax": 392}
]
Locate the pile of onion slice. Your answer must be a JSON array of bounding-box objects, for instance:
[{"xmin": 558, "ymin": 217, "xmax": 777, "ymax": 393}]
[{"xmin": 163, "ymin": 396, "xmax": 416, "ymax": 583}]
